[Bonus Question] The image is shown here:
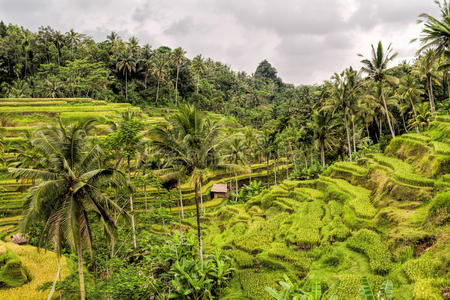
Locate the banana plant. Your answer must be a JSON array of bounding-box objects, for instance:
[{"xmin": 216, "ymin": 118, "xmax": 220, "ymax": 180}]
[
  {"xmin": 358, "ymin": 276, "xmax": 393, "ymax": 300},
  {"xmin": 265, "ymin": 275, "xmax": 338, "ymax": 300}
]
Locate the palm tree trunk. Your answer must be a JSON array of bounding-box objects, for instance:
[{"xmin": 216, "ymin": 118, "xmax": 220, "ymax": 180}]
[
  {"xmin": 199, "ymin": 175, "xmax": 204, "ymax": 214},
  {"xmin": 351, "ymin": 115, "xmax": 357, "ymax": 153},
  {"xmin": 178, "ymin": 179, "xmax": 184, "ymax": 219},
  {"xmin": 156, "ymin": 79, "xmax": 161, "ymax": 104},
  {"xmin": 175, "ymin": 65, "xmax": 180, "ymax": 105},
  {"xmin": 320, "ymin": 142, "xmax": 325, "ymax": 168},
  {"xmin": 402, "ymin": 114, "xmax": 409, "ymax": 133},
  {"xmin": 127, "ymin": 157, "xmax": 137, "ymax": 249},
  {"xmin": 234, "ymin": 171, "xmax": 238, "ymax": 201},
  {"xmin": 344, "ymin": 113, "xmax": 352, "ymax": 160},
  {"xmin": 380, "ymin": 84, "xmax": 396, "ymax": 138},
  {"xmin": 274, "ymin": 156, "xmax": 277, "ymax": 185},
  {"xmin": 125, "ymin": 71, "xmax": 128, "ymax": 101},
  {"xmin": 77, "ymin": 237, "xmax": 86, "ymax": 300},
  {"xmin": 194, "ymin": 179, "xmax": 203, "ymax": 261},
  {"xmin": 196, "ymin": 74, "xmax": 200, "ymax": 93},
  {"xmin": 266, "ymin": 154, "xmax": 270, "ymax": 188},
  {"xmin": 426, "ymin": 74, "xmax": 435, "ymax": 112}
]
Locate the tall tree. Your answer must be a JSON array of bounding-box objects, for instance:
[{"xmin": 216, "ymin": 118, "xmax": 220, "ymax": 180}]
[
  {"xmin": 106, "ymin": 110, "xmax": 144, "ymax": 249},
  {"xmin": 311, "ymin": 110, "xmax": 338, "ymax": 168},
  {"xmin": 192, "ymin": 54, "xmax": 206, "ymax": 94},
  {"xmin": 9, "ymin": 120, "xmax": 126, "ymax": 300},
  {"xmin": 172, "ymin": 47, "xmax": 186, "ymax": 105},
  {"xmin": 116, "ymin": 50, "xmax": 137, "ymax": 101},
  {"xmin": 359, "ymin": 41, "xmax": 398, "ymax": 138},
  {"xmin": 151, "ymin": 52, "xmax": 169, "ymax": 104},
  {"xmin": 151, "ymin": 104, "xmax": 225, "ymax": 261}
]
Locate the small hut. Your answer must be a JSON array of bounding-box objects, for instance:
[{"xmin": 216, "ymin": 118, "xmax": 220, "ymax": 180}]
[
  {"xmin": 210, "ymin": 183, "xmax": 229, "ymax": 199},
  {"xmin": 11, "ymin": 233, "xmax": 29, "ymax": 245}
]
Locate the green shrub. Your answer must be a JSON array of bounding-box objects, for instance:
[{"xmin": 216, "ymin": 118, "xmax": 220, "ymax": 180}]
[
  {"xmin": 238, "ymin": 269, "xmax": 284, "ymax": 300},
  {"xmin": 413, "ymin": 279, "xmax": 441, "ymax": 300},
  {"xmin": 0, "ymin": 248, "xmax": 30, "ymax": 288},
  {"xmin": 402, "ymin": 256, "xmax": 439, "ymax": 282},
  {"xmin": 346, "ymin": 229, "xmax": 393, "ymax": 275},
  {"xmin": 322, "ymin": 248, "xmax": 345, "ymax": 267},
  {"xmin": 228, "ymin": 249, "xmax": 255, "ymax": 268},
  {"xmin": 427, "ymin": 191, "xmax": 450, "ymax": 224},
  {"xmin": 329, "ymin": 216, "xmax": 350, "ymax": 242}
]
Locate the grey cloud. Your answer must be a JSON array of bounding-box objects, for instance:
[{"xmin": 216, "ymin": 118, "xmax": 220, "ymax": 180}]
[{"xmin": 0, "ymin": 0, "xmax": 439, "ymax": 84}]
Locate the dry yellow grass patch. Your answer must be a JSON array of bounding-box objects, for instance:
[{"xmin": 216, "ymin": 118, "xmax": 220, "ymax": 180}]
[{"xmin": 0, "ymin": 241, "xmax": 69, "ymax": 300}]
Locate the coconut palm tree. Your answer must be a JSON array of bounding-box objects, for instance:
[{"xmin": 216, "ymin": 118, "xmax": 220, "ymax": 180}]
[
  {"xmin": 323, "ymin": 67, "xmax": 361, "ymax": 160},
  {"xmin": 8, "ymin": 120, "xmax": 127, "ymax": 300},
  {"xmin": 413, "ymin": 50, "xmax": 440, "ymax": 112},
  {"xmin": 225, "ymin": 136, "xmax": 248, "ymax": 202},
  {"xmin": 116, "ymin": 50, "xmax": 137, "ymax": 101},
  {"xmin": 151, "ymin": 104, "xmax": 226, "ymax": 261},
  {"xmin": 192, "ymin": 55, "xmax": 206, "ymax": 94},
  {"xmin": 311, "ymin": 110, "xmax": 338, "ymax": 168},
  {"xmin": 151, "ymin": 52, "xmax": 169, "ymax": 104},
  {"xmin": 415, "ymin": 0, "xmax": 450, "ymax": 59},
  {"xmin": 65, "ymin": 29, "xmax": 84, "ymax": 59},
  {"xmin": 359, "ymin": 41, "xmax": 398, "ymax": 138},
  {"xmin": 408, "ymin": 102, "xmax": 434, "ymax": 131},
  {"xmin": 172, "ymin": 47, "xmax": 186, "ymax": 105}
]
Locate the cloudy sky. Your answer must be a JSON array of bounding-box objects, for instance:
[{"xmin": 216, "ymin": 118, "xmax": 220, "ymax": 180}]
[{"xmin": 0, "ymin": 0, "xmax": 440, "ymax": 85}]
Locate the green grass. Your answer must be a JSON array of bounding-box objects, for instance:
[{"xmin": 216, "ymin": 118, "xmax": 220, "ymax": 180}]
[
  {"xmin": 346, "ymin": 229, "xmax": 393, "ymax": 275},
  {"xmin": 371, "ymin": 153, "xmax": 435, "ymax": 187}
]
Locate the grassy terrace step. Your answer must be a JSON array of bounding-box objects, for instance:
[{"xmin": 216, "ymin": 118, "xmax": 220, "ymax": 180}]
[
  {"xmin": 0, "ymin": 97, "xmax": 101, "ymax": 103},
  {"xmin": 369, "ymin": 153, "xmax": 435, "ymax": 187},
  {"xmin": 319, "ymin": 176, "xmax": 376, "ymax": 218}
]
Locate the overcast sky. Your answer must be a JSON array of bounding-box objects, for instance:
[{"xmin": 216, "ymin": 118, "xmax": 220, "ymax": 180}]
[{"xmin": 0, "ymin": 0, "xmax": 440, "ymax": 85}]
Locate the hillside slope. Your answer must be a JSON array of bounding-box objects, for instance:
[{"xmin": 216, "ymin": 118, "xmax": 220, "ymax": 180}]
[{"xmin": 197, "ymin": 116, "xmax": 450, "ymax": 299}]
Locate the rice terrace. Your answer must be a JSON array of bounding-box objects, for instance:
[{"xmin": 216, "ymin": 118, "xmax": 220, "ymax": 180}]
[{"xmin": 0, "ymin": 0, "xmax": 449, "ymax": 299}]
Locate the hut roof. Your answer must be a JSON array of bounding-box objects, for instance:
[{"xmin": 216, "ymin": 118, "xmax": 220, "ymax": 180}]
[{"xmin": 211, "ymin": 183, "xmax": 228, "ymax": 193}]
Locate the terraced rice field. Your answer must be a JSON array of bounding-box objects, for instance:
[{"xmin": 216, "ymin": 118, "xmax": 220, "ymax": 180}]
[{"xmin": 189, "ymin": 118, "xmax": 450, "ymax": 299}]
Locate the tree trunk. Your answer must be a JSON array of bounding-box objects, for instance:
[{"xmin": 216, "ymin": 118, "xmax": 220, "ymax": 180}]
[
  {"xmin": 125, "ymin": 71, "xmax": 128, "ymax": 101},
  {"xmin": 156, "ymin": 78, "xmax": 160, "ymax": 104},
  {"xmin": 199, "ymin": 175, "xmax": 204, "ymax": 214},
  {"xmin": 344, "ymin": 113, "xmax": 352, "ymax": 160},
  {"xmin": 274, "ymin": 156, "xmax": 277, "ymax": 185},
  {"xmin": 351, "ymin": 114, "xmax": 357, "ymax": 153},
  {"xmin": 178, "ymin": 179, "xmax": 184, "ymax": 219},
  {"xmin": 77, "ymin": 237, "xmax": 86, "ymax": 300},
  {"xmin": 194, "ymin": 179, "xmax": 203, "ymax": 261},
  {"xmin": 380, "ymin": 84, "xmax": 396, "ymax": 138},
  {"xmin": 127, "ymin": 157, "xmax": 137, "ymax": 249},
  {"xmin": 402, "ymin": 114, "xmax": 409, "ymax": 133},
  {"xmin": 196, "ymin": 74, "xmax": 200, "ymax": 94},
  {"xmin": 320, "ymin": 142, "xmax": 325, "ymax": 168},
  {"xmin": 427, "ymin": 73, "xmax": 435, "ymax": 112},
  {"xmin": 266, "ymin": 154, "xmax": 270, "ymax": 188},
  {"xmin": 234, "ymin": 172, "xmax": 238, "ymax": 201},
  {"xmin": 175, "ymin": 65, "xmax": 180, "ymax": 105}
]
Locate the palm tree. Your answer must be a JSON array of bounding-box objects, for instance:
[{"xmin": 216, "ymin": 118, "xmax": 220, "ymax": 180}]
[
  {"xmin": 127, "ymin": 36, "xmax": 140, "ymax": 55},
  {"xmin": 66, "ymin": 29, "xmax": 84, "ymax": 59},
  {"xmin": 396, "ymin": 74, "xmax": 424, "ymax": 132},
  {"xmin": 415, "ymin": 0, "xmax": 450, "ymax": 59},
  {"xmin": 323, "ymin": 67, "xmax": 360, "ymax": 160},
  {"xmin": 151, "ymin": 52, "xmax": 169, "ymax": 104},
  {"xmin": 116, "ymin": 50, "xmax": 137, "ymax": 101},
  {"xmin": 192, "ymin": 55, "xmax": 206, "ymax": 93},
  {"xmin": 413, "ymin": 50, "xmax": 440, "ymax": 112},
  {"xmin": 359, "ymin": 41, "xmax": 398, "ymax": 138},
  {"xmin": 408, "ymin": 102, "xmax": 433, "ymax": 131},
  {"xmin": 151, "ymin": 104, "xmax": 225, "ymax": 261},
  {"xmin": 243, "ymin": 126, "xmax": 257, "ymax": 182},
  {"xmin": 311, "ymin": 110, "xmax": 338, "ymax": 168},
  {"xmin": 9, "ymin": 120, "xmax": 127, "ymax": 300},
  {"xmin": 225, "ymin": 136, "xmax": 247, "ymax": 202},
  {"xmin": 172, "ymin": 47, "xmax": 186, "ymax": 105},
  {"xmin": 43, "ymin": 77, "xmax": 63, "ymax": 98}
]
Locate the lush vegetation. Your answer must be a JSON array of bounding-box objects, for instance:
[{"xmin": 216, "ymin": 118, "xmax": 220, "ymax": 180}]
[{"xmin": 0, "ymin": 1, "xmax": 449, "ymax": 300}]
